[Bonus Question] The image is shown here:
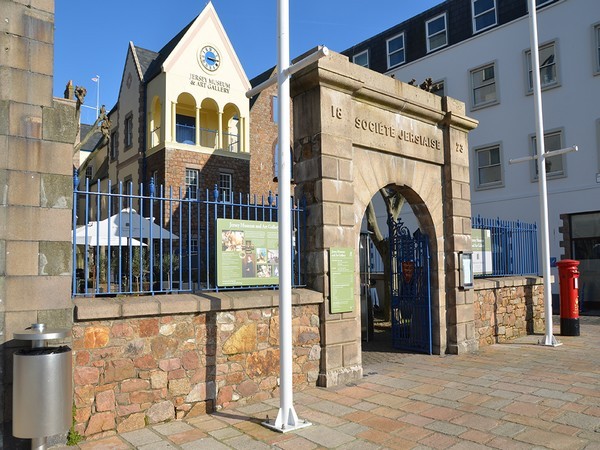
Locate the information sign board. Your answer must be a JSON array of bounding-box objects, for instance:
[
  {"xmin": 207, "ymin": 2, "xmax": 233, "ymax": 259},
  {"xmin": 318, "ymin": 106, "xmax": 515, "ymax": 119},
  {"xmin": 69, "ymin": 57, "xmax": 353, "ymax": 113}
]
[
  {"xmin": 217, "ymin": 219, "xmax": 279, "ymax": 287},
  {"xmin": 329, "ymin": 247, "xmax": 355, "ymax": 314}
]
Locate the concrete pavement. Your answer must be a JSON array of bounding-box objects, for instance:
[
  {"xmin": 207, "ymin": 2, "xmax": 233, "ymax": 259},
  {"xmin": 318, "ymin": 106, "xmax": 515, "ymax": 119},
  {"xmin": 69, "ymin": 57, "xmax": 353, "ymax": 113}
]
[{"xmin": 53, "ymin": 315, "xmax": 600, "ymax": 449}]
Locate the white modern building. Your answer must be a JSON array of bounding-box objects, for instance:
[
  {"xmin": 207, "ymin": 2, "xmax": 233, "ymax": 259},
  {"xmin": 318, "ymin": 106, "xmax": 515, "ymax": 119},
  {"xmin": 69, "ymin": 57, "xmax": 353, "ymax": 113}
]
[{"xmin": 345, "ymin": 0, "xmax": 600, "ymax": 306}]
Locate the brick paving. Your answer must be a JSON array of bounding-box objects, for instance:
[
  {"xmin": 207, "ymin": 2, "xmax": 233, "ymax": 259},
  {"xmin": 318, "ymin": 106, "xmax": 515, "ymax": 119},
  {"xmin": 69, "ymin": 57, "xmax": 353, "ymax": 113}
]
[{"xmin": 52, "ymin": 315, "xmax": 600, "ymax": 449}]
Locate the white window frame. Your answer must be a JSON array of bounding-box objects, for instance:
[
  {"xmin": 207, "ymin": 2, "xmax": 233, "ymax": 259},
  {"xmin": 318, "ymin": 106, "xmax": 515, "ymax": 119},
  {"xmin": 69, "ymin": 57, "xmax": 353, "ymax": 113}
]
[
  {"xmin": 426, "ymin": 13, "xmax": 448, "ymax": 53},
  {"xmin": 474, "ymin": 142, "xmax": 504, "ymax": 190},
  {"xmin": 353, "ymin": 50, "xmax": 369, "ymax": 68},
  {"xmin": 536, "ymin": 0, "xmax": 553, "ymax": 7},
  {"xmin": 530, "ymin": 128, "xmax": 566, "ymax": 181},
  {"xmin": 185, "ymin": 168, "xmax": 199, "ymax": 200},
  {"xmin": 190, "ymin": 237, "xmax": 198, "ymax": 255},
  {"xmin": 386, "ymin": 33, "xmax": 405, "ymax": 69},
  {"xmin": 525, "ymin": 40, "xmax": 559, "ymax": 93},
  {"xmin": 218, "ymin": 172, "xmax": 233, "ymax": 203},
  {"xmin": 594, "ymin": 23, "xmax": 600, "ymax": 75},
  {"xmin": 470, "ymin": 61, "xmax": 498, "ymax": 110},
  {"xmin": 472, "ymin": 0, "xmax": 497, "ymax": 34}
]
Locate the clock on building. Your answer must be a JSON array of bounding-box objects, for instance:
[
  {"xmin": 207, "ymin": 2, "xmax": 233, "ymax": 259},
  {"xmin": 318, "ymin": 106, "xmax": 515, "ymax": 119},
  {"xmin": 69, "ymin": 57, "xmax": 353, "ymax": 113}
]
[{"xmin": 199, "ymin": 45, "xmax": 221, "ymax": 72}]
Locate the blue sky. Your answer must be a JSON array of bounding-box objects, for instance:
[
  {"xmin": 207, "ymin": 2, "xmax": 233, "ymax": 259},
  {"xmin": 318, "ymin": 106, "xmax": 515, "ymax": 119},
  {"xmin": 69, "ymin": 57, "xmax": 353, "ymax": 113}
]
[{"xmin": 54, "ymin": 1, "xmax": 443, "ymax": 124}]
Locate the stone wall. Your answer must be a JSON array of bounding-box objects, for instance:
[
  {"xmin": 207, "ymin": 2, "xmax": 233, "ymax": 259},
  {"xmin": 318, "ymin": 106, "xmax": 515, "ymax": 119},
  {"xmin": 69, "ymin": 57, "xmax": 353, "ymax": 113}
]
[
  {"xmin": 1, "ymin": 0, "xmax": 77, "ymax": 446},
  {"xmin": 72, "ymin": 290, "xmax": 322, "ymax": 439},
  {"xmin": 473, "ymin": 277, "xmax": 545, "ymax": 347}
]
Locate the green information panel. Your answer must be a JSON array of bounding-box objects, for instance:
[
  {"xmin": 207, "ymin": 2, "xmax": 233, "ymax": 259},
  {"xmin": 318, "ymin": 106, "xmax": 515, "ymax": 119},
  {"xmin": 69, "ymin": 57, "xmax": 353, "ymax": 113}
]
[
  {"xmin": 329, "ymin": 247, "xmax": 355, "ymax": 314},
  {"xmin": 216, "ymin": 219, "xmax": 279, "ymax": 287},
  {"xmin": 472, "ymin": 228, "xmax": 492, "ymax": 275}
]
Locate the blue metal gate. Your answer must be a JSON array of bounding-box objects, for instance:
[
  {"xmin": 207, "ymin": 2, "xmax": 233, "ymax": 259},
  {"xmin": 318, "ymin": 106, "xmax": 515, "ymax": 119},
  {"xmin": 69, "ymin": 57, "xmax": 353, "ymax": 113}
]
[{"xmin": 389, "ymin": 219, "xmax": 432, "ymax": 354}]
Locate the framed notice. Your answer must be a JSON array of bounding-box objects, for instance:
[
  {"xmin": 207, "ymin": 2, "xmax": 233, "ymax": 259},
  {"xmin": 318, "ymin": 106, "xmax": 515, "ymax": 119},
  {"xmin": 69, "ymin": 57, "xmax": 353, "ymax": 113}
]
[
  {"xmin": 329, "ymin": 247, "xmax": 355, "ymax": 314},
  {"xmin": 216, "ymin": 219, "xmax": 279, "ymax": 287}
]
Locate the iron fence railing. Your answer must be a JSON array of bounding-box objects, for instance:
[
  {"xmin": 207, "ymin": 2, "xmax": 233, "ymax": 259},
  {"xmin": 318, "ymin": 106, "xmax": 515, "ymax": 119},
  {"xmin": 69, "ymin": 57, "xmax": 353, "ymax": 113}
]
[
  {"xmin": 471, "ymin": 215, "xmax": 539, "ymax": 278},
  {"xmin": 72, "ymin": 176, "xmax": 305, "ymax": 297}
]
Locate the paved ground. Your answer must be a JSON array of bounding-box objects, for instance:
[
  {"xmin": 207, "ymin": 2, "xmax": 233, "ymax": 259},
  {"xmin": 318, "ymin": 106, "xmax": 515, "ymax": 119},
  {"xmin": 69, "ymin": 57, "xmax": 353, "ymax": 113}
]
[{"xmin": 53, "ymin": 315, "xmax": 600, "ymax": 449}]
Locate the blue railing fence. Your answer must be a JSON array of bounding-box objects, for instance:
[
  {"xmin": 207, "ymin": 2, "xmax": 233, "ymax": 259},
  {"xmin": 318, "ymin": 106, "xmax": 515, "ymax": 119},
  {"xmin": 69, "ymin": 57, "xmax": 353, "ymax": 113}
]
[
  {"xmin": 73, "ymin": 176, "xmax": 305, "ymax": 297},
  {"xmin": 471, "ymin": 215, "xmax": 539, "ymax": 278}
]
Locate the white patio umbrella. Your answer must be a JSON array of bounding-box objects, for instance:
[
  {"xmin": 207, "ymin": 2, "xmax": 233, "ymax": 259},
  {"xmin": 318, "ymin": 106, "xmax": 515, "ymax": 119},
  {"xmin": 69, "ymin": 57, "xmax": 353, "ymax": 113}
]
[
  {"xmin": 73, "ymin": 221, "xmax": 145, "ymax": 247},
  {"xmin": 115, "ymin": 208, "xmax": 179, "ymax": 240}
]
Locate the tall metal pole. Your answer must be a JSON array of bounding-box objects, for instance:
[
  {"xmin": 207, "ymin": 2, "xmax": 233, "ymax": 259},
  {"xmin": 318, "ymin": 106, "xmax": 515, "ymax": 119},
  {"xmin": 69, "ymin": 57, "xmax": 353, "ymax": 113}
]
[
  {"xmin": 527, "ymin": 0, "xmax": 559, "ymax": 346},
  {"xmin": 92, "ymin": 75, "xmax": 100, "ymax": 119},
  {"xmin": 262, "ymin": 0, "xmax": 311, "ymax": 432}
]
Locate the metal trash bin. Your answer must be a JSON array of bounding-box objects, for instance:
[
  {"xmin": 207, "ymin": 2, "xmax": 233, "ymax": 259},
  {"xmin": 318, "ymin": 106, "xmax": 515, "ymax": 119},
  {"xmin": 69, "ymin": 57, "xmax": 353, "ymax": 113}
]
[{"xmin": 13, "ymin": 323, "xmax": 72, "ymax": 450}]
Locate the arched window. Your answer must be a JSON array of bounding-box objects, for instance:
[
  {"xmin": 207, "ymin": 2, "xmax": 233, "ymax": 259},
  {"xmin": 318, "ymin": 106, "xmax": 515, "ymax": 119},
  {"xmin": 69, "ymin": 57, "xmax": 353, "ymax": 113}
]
[{"xmin": 175, "ymin": 93, "xmax": 197, "ymax": 145}]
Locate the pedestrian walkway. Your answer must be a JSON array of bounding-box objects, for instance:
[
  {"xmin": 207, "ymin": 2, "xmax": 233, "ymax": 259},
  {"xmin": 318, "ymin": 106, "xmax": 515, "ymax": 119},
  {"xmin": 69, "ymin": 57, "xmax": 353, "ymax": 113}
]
[{"xmin": 53, "ymin": 316, "xmax": 600, "ymax": 449}]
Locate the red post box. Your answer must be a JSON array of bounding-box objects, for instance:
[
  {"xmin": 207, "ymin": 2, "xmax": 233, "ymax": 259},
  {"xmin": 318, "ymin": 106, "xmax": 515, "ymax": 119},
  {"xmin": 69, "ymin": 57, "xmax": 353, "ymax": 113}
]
[{"xmin": 556, "ymin": 259, "xmax": 580, "ymax": 336}]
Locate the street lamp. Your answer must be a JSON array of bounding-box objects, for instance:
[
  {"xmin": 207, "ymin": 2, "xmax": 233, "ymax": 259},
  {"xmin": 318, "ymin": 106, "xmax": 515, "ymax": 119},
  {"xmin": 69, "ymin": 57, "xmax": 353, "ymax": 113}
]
[{"xmin": 91, "ymin": 75, "xmax": 100, "ymax": 119}]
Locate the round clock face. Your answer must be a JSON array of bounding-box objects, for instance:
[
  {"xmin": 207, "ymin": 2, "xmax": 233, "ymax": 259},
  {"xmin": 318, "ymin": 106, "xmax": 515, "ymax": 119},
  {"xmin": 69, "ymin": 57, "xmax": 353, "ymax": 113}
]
[{"xmin": 199, "ymin": 45, "xmax": 221, "ymax": 72}]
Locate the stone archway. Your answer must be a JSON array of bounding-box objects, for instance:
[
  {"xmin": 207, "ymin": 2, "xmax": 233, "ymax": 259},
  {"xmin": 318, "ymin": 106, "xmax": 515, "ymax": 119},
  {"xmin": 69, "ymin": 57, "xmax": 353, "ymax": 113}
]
[{"xmin": 291, "ymin": 52, "xmax": 479, "ymax": 387}]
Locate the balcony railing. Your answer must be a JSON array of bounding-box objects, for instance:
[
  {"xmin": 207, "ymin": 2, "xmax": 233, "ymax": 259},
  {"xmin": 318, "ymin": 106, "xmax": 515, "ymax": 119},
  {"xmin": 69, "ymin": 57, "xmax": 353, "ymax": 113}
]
[
  {"xmin": 175, "ymin": 124, "xmax": 240, "ymax": 152},
  {"xmin": 176, "ymin": 123, "xmax": 195, "ymax": 145}
]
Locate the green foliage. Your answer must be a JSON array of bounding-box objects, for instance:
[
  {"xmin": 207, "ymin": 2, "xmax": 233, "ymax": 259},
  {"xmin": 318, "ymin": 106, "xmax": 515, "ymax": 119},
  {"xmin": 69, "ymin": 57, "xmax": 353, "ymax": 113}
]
[
  {"xmin": 155, "ymin": 251, "xmax": 180, "ymax": 283},
  {"xmin": 66, "ymin": 403, "xmax": 84, "ymax": 446}
]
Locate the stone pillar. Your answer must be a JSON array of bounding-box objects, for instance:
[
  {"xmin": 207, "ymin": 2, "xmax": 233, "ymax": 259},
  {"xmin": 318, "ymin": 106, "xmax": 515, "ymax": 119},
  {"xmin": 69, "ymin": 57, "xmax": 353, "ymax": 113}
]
[
  {"xmin": 292, "ymin": 61, "xmax": 363, "ymax": 387},
  {"xmin": 0, "ymin": 0, "xmax": 77, "ymax": 445},
  {"xmin": 440, "ymin": 97, "xmax": 479, "ymax": 354},
  {"xmin": 171, "ymin": 101, "xmax": 176, "ymax": 142},
  {"xmin": 217, "ymin": 111, "xmax": 223, "ymax": 150}
]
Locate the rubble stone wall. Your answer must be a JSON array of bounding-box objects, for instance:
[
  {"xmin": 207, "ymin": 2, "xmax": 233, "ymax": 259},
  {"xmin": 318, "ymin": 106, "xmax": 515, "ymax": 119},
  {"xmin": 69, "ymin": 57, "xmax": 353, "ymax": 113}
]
[
  {"xmin": 474, "ymin": 277, "xmax": 545, "ymax": 347},
  {"xmin": 72, "ymin": 291, "xmax": 322, "ymax": 439}
]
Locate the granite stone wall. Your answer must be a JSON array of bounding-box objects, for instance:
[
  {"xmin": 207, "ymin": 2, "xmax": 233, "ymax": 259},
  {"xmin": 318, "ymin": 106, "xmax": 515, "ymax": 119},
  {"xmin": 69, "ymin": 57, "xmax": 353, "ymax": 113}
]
[
  {"xmin": 473, "ymin": 277, "xmax": 545, "ymax": 347},
  {"xmin": 72, "ymin": 294, "xmax": 321, "ymax": 439}
]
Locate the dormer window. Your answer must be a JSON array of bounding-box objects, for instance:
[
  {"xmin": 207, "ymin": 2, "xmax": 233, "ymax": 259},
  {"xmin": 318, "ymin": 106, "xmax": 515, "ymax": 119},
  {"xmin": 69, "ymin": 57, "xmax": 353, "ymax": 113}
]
[
  {"xmin": 472, "ymin": 0, "xmax": 497, "ymax": 33},
  {"xmin": 426, "ymin": 13, "xmax": 447, "ymax": 52},
  {"xmin": 353, "ymin": 50, "xmax": 369, "ymax": 68}
]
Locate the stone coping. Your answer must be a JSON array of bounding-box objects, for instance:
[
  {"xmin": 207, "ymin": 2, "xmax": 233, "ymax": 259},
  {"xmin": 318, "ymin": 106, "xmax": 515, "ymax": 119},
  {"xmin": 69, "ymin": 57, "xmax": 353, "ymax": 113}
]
[
  {"xmin": 74, "ymin": 288, "xmax": 324, "ymax": 321},
  {"xmin": 474, "ymin": 275, "xmax": 547, "ymax": 290}
]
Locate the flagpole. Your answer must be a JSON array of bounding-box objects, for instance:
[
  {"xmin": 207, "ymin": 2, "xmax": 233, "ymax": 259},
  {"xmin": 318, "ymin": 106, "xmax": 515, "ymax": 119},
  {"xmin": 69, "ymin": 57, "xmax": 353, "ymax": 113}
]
[
  {"xmin": 262, "ymin": 0, "xmax": 311, "ymax": 432},
  {"xmin": 527, "ymin": 0, "xmax": 559, "ymax": 346}
]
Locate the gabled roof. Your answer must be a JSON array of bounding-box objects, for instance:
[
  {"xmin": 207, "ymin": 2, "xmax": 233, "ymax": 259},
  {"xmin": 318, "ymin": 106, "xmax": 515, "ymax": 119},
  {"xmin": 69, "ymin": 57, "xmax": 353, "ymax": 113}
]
[
  {"xmin": 161, "ymin": 2, "xmax": 250, "ymax": 91},
  {"xmin": 135, "ymin": 47, "xmax": 159, "ymax": 79}
]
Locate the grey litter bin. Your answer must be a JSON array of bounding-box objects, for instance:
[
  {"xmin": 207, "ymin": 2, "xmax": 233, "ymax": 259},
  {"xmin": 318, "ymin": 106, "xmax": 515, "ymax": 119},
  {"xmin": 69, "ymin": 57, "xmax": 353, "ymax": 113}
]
[{"xmin": 13, "ymin": 323, "xmax": 72, "ymax": 450}]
